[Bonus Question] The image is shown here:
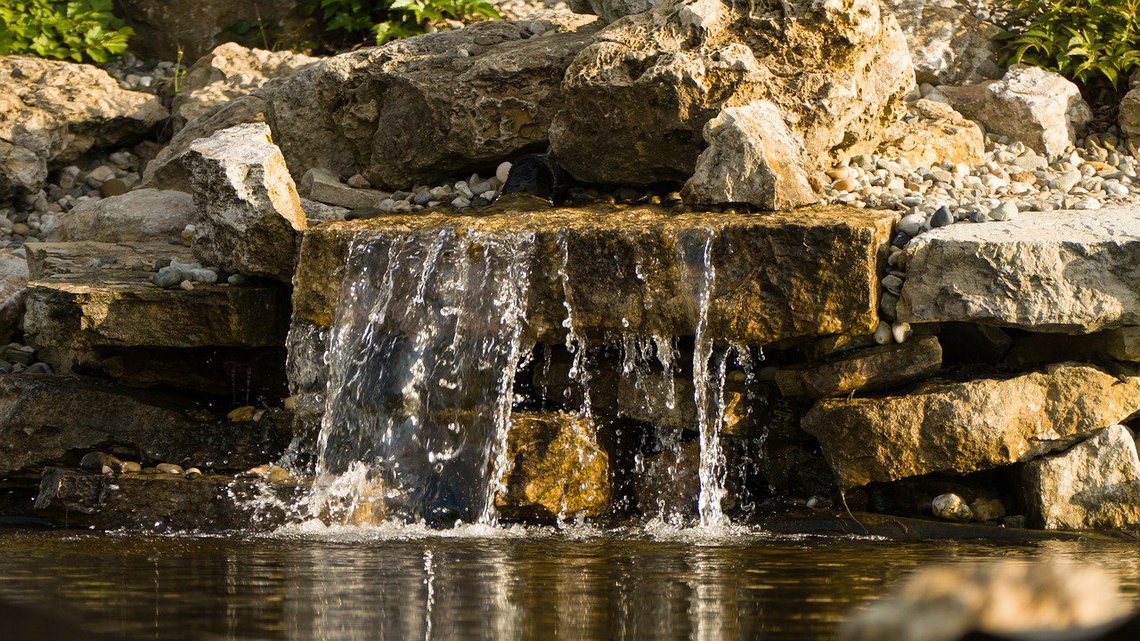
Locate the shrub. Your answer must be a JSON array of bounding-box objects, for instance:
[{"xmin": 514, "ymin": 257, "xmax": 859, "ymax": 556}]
[
  {"xmin": 306, "ymin": 0, "xmax": 500, "ymax": 47},
  {"xmin": 0, "ymin": 0, "xmax": 132, "ymax": 63},
  {"xmin": 998, "ymin": 0, "xmax": 1140, "ymax": 88}
]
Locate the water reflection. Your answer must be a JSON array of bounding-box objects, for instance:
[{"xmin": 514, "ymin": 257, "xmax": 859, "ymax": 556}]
[{"xmin": 0, "ymin": 529, "xmax": 1136, "ymax": 641}]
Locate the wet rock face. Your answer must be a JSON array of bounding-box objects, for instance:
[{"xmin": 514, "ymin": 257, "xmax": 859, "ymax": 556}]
[
  {"xmin": 0, "ymin": 56, "xmax": 168, "ymax": 195},
  {"xmin": 898, "ymin": 207, "xmax": 1140, "ymax": 333},
  {"xmin": 802, "ymin": 363, "xmax": 1140, "ymax": 488},
  {"xmin": 292, "ymin": 200, "xmax": 892, "ymax": 345},
  {"xmin": 268, "ymin": 19, "xmax": 598, "ymax": 190},
  {"xmin": 550, "ymin": 0, "xmax": 914, "ymax": 185},
  {"xmin": 1021, "ymin": 425, "xmax": 1140, "ymax": 530}
]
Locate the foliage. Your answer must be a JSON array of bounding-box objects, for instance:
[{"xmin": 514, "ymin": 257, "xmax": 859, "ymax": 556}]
[
  {"xmin": 0, "ymin": 0, "xmax": 132, "ymax": 63},
  {"xmin": 306, "ymin": 0, "xmax": 500, "ymax": 47},
  {"xmin": 998, "ymin": 0, "xmax": 1140, "ymax": 88}
]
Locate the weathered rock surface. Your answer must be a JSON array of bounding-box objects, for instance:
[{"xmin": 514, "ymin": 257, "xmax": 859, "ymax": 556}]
[
  {"xmin": 877, "ymin": 99, "xmax": 985, "ymax": 167},
  {"xmin": 182, "ymin": 123, "xmax": 307, "ymax": 282},
  {"xmin": 775, "ymin": 335, "xmax": 941, "ymax": 399},
  {"xmin": 268, "ymin": 19, "xmax": 598, "ymax": 189},
  {"xmin": 0, "ymin": 375, "xmax": 286, "ymax": 476},
  {"xmin": 0, "ymin": 56, "xmax": 168, "ymax": 194},
  {"xmin": 300, "ymin": 168, "xmax": 384, "ymax": 210},
  {"xmin": 1021, "ymin": 425, "xmax": 1140, "ymax": 530},
  {"xmin": 173, "ymin": 43, "xmax": 319, "ymax": 130},
  {"xmin": 1104, "ymin": 327, "xmax": 1140, "ymax": 362},
  {"xmin": 293, "ymin": 198, "xmax": 893, "ymax": 345},
  {"xmin": 55, "ymin": 189, "xmax": 195, "ymax": 243},
  {"xmin": 938, "ymin": 65, "xmax": 1092, "ymax": 156},
  {"xmin": 22, "ymin": 241, "xmax": 288, "ymax": 350},
  {"xmin": 898, "ymin": 207, "xmax": 1140, "ymax": 332},
  {"xmin": 112, "ymin": 0, "xmax": 302, "ymax": 60},
  {"xmin": 884, "ymin": 0, "xmax": 1003, "ymax": 85},
  {"xmin": 497, "ymin": 412, "xmax": 610, "ymax": 520},
  {"xmin": 682, "ymin": 101, "xmax": 818, "ymax": 210},
  {"xmin": 802, "ymin": 363, "xmax": 1140, "ymax": 488},
  {"xmin": 550, "ymin": 0, "xmax": 914, "ymax": 184},
  {"xmin": 569, "ymin": 0, "xmax": 660, "ymax": 22},
  {"xmin": 0, "ymin": 251, "xmax": 28, "ymax": 342},
  {"xmin": 1121, "ymin": 87, "xmax": 1140, "ymax": 143}
]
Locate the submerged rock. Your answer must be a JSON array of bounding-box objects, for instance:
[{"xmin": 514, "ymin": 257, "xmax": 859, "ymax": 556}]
[
  {"xmin": 1021, "ymin": 425, "xmax": 1140, "ymax": 530},
  {"xmin": 802, "ymin": 363, "xmax": 1140, "ymax": 488}
]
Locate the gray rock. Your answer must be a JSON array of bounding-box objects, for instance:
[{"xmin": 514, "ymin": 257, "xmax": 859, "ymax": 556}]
[
  {"xmin": 56, "ymin": 189, "xmax": 195, "ymax": 243},
  {"xmin": 300, "ymin": 168, "xmax": 385, "ymax": 210}
]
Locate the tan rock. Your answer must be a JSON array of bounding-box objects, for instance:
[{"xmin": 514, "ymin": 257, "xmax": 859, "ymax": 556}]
[
  {"xmin": 55, "ymin": 189, "xmax": 195, "ymax": 243},
  {"xmin": 1121, "ymin": 86, "xmax": 1140, "ymax": 143},
  {"xmin": 802, "ymin": 363, "xmax": 1140, "ymax": 488},
  {"xmin": 878, "ymin": 99, "xmax": 985, "ymax": 167},
  {"xmin": 884, "ymin": 1, "xmax": 1004, "ymax": 86},
  {"xmin": 776, "ymin": 335, "xmax": 941, "ymax": 399}
]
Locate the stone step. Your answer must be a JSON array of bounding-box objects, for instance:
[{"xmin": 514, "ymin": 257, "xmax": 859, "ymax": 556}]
[
  {"xmin": 898, "ymin": 207, "xmax": 1140, "ymax": 333},
  {"xmin": 22, "ymin": 241, "xmax": 289, "ymax": 350}
]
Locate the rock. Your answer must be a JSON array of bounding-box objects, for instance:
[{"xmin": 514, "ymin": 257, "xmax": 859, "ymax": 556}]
[
  {"xmin": 569, "ymin": 0, "xmax": 660, "ymax": 22},
  {"xmin": 898, "ymin": 207, "xmax": 1140, "ymax": 332},
  {"xmin": 0, "ymin": 251, "xmax": 29, "ymax": 343},
  {"xmin": 931, "ymin": 493, "xmax": 972, "ymax": 522},
  {"xmin": 111, "ymin": 0, "xmax": 302, "ymax": 60},
  {"xmin": 497, "ymin": 412, "xmax": 610, "ymax": 520},
  {"xmin": 0, "ymin": 374, "xmax": 287, "ymax": 476},
  {"xmin": 299, "ymin": 168, "xmax": 385, "ymax": 210},
  {"xmin": 79, "ymin": 451, "xmax": 121, "ymax": 473},
  {"xmin": 268, "ymin": 19, "xmax": 599, "ymax": 189},
  {"xmin": 885, "ymin": 1, "xmax": 1004, "ymax": 86},
  {"xmin": 1021, "ymin": 425, "xmax": 1140, "ymax": 530},
  {"xmin": 775, "ymin": 335, "xmax": 941, "ymax": 399},
  {"xmin": 121, "ymin": 461, "xmax": 142, "ymax": 473},
  {"xmin": 1121, "ymin": 86, "xmax": 1140, "ymax": 143},
  {"xmin": 172, "ymin": 43, "xmax": 318, "ymax": 130},
  {"xmin": 155, "ymin": 463, "xmax": 184, "ymax": 475},
  {"xmin": 938, "ymin": 65, "xmax": 1092, "ymax": 156},
  {"xmin": 841, "ymin": 560, "xmax": 1132, "ymax": 641},
  {"xmin": 55, "ymin": 189, "xmax": 195, "ymax": 243},
  {"xmin": 550, "ymin": 0, "xmax": 914, "ymax": 185},
  {"xmin": 181, "ymin": 123, "xmax": 307, "ymax": 282},
  {"xmin": 877, "ymin": 99, "xmax": 985, "ymax": 167},
  {"xmin": 681, "ymin": 100, "xmax": 818, "ymax": 210},
  {"xmin": 1104, "ymin": 327, "xmax": 1140, "ymax": 362},
  {"xmin": 970, "ymin": 497, "xmax": 1005, "ymax": 522},
  {"xmin": 802, "ymin": 363, "xmax": 1140, "ymax": 488},
  {"xmin": 0, "ymin": 56, "xmax": 168, "ymax": 194},
  {"xmin": 929, "ymin": 206, "xmax": 953, "ymax": 227}
]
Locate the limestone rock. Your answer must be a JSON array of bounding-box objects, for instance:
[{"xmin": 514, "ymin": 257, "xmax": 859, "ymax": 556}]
[
  {"xmin": 497, "ymin": 412, "xmax": 610, "ymax": 520},
  {"xmin": 775, "ymin": 335, "xmax": 941, "ymax": 399},
  {"xmin": 938, "ymin": 65, "xmax": 1092, "ymax": 156},
  {"xmin": 884, "ymin": 0, "xmax": 1003, "ymax": 85},
  {"xmin": 300, "ymin": 168, "xmax": 384, "ymax": 210},
  {"xmin": 931, "ymin": 492, "xmax": 972, "ymax": 522},
  {"xmin": 1021, "ymin": 425, "xmax": 1140, "ymax": 530},
  {"xmin": 1120, "ymin": 87, "xmax": 1140, "ymax": 143},
  {"xmin": 550, "ymin": 0, "xmax": 914, "ymax": 185},
  {"xmin": 172, "ymin": 43, "xmax": 319, "ymax": 130},
  {"xmin": 898, "ymin": 207, "xmax": 1140, "ymax": 333},
  {"xmin": 182, "ymin": 123, "xmax": 307, "ymax": 281},
  {"xmin": 878, "ymin": 99, "xmax": 985, "ymax": 167},
  {"xmin": 1104, "ymin": 327, "xmax": 1140, "ymax": 362},
  {"xmin": 682, "ymin": 101, "xmax": 818, "ymax": 210},
  {"xmin": 268, "ymin": 19, "xmax": 598, "ymax": 189},
  {"xmin": 802, "ymin": 363, "xmax": 1140, "ymax": 488},
  {"xmin": 0, "ymin": 56, "xmax": 168, "ymax": 194},
  {"xmin": 841, "ymin": 561, "xmax": 1132, "ymax": 641},
  {"xmin": 0, "ymin": 250, "xmax": 29, "ymax": 343},
  {"xmin": 569, "ymin": 0, "xmax": 660, "ymax": 22},
  {"xmin": 55, "ymin": 189, "xmax": 195, "ymax": 243},
  {"xmin": 111, "ymin": 0, "xmax": 301, "ymax": 60}
]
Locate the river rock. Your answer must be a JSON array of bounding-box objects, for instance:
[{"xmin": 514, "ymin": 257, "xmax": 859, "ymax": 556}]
[
  {"xmin": 112, "ymin": 0, "xmax": 302, "ymax": 60},
  {"xmin": 1021, "ymin": 425, "xmax": 1140, "ymax": 530},
  {"xmin": 931, "ymin": 492, "xmax": 972, "ymax": 522},
  {"xmin": 172, "ymin": 43, "xmax": 319, "ymax": 130},
  {"xmin": 181, "ymin": 123, "xmax": 307, "ymax": 282},
  {"xmin": 841, "ymin": 560, "xmax": 1132, "ymax": 641},
  {"xmin": 877, "ymin": 99, "xmax": 985, "ymax": 167},
  {"xmin": 802, "ymin": 363, "xmax": 1140, "ymax": 488},
  {"xmin": 937, "ymin": 65, "xmax": 1092, "ymax": 156},
  {"xmin": 0, "ymin": 251, "xmax": 29, "ymax": 343},
  {"xmin": 0, "ymin": 56, "xmax": 168, "ymax": 194},
  {"xmin": 268, "ymin": 18, "xmax": 598, "ymax": 189},
  {"xmin": 775, "ymin": 335, "xmax": 941, "ymax": 399},
  {"xmin": 885, "ymin": 0, "xmax": 1003, "ymax": 86},
  {"xmin": 681, "ymin": 100, "xmax": 818, "ymax": 210},
  {"xmin": 898, "ymin": 207, "xmax": 1140, "ymax": 332},
  {"xmin": 55, "ymin": 189, "xmax": 195, "ymax": 243},
  {"xmin": 497, "ymin": 412, "xmax": 610, "ymax": 521},
  {"xmin": 550, "ymin": 0, "xmax": 914, "ymax": 185}
]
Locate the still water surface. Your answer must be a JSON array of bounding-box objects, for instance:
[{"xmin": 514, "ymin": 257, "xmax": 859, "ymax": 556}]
[{"xmin": 0, "ymin": 526, "xmax": 1137, "ymax": 641}]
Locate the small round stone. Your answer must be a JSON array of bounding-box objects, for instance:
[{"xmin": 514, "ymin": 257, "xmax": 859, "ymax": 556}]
[
  {"xmin": 929, "ymin": 206, "xmax": 954, "ymax": 228},
  {"xmin": 932, "ymin": 493, "xmax": 973, "ymax": 522}
]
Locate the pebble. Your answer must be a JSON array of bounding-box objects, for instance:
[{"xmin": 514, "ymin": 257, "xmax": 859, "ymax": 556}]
[
  {"xmin": 873, "ymin": 321, "xmax": 892, "ymax": 345},
  {"xmin": 185, "ymin": 467, "xmax": 203, "ymax": 479},
  {"xmin": 347, "ymin": 174, "xmax": 370, "ymax": 188},
  {"xmin": 80, "ymin": 451, "xmax": 121, "ymax": 473},
  {"xmin": 932, "ymin": 493, "xmax": 973, "ymax": 522},
  {"xmin": 496, "ymin": 162, "xmax": 513, "ymax": 184},
  {"xmin": 929, "ymin": 206, "xmax": 954, "ymax": 228},
  {"xmin": 155, "ymin": 463, "xmax": 184, "ymax": 475},
  {"xmin": 988, "ymin": 201, "xmax": 1017, "ymax": 221},
  {"xmin": 891, "ymin": 321, "xmax": 911, "ymax": 344},
  {"xmin": 121, "ymin": 461, "xmax": 143, "ymax": 473},
  {"xmin": 832, "ymin": 178, "xmax": 858, "ymax": 192}
]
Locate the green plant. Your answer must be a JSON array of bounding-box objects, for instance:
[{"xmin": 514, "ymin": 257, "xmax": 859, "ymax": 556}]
[
  {"xmin": 998, "ymin": 0, "xmax": 1140, "ymax": 87},
  {"xmin": 306, "ymin": 0, "xmax": 499, "ymax": 47},
  {"xmin": 0, "ymin": 0, "xmax": 132, "ymax": 63}
]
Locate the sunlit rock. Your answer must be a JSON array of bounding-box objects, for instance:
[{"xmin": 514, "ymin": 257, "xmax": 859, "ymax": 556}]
[{"xmin": 775, "ymin": 335, "xmax": 942, "ymax": 399}]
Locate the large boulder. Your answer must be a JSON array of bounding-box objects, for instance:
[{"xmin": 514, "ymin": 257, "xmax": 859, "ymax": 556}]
[
  {"xmin": 1021, "ymin": 425, "xmax": 1140, "ymax": 530},
  {"xmin": 681, "ymin": 100, "xmax": 819, "ymax": 210},
  {"xmin": 550, "ymin": 0, "xmax": 914, "ymax": 185},
  {"xmin": 268, "ymin": 18, "xmax": 598, "ymax": 189},
  {"xmin": 802, "ymin": 363, "xmax": 1140, "ymax": 488},
  {"xmin": 181, "ymin": 122, "xmax": 307, "ymax": 281},
  {"xmin": 55, "ymin": 189, "xmax": 195, "ymax": 243},
  {"xmin": 0, "ymin": 56, "xmax": 168, "ymax": 195},
  {"xmin": 883, "ymin": 0, "xmax": 1004, "ymax": 85},
  {"xmin": 111, "ymin": 0, "xmax": 302, "ymax": 60},
  {"xmin": 898, "ymin": 207, "xmax": 1140, "ymax": 333},
  {"xmin": 937, "ymin": 65, "xmax": 1092, "ymax": 156},
  {"xmin": 172, "ymin": 42, "xmax": 319, "ymax": 130}
]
